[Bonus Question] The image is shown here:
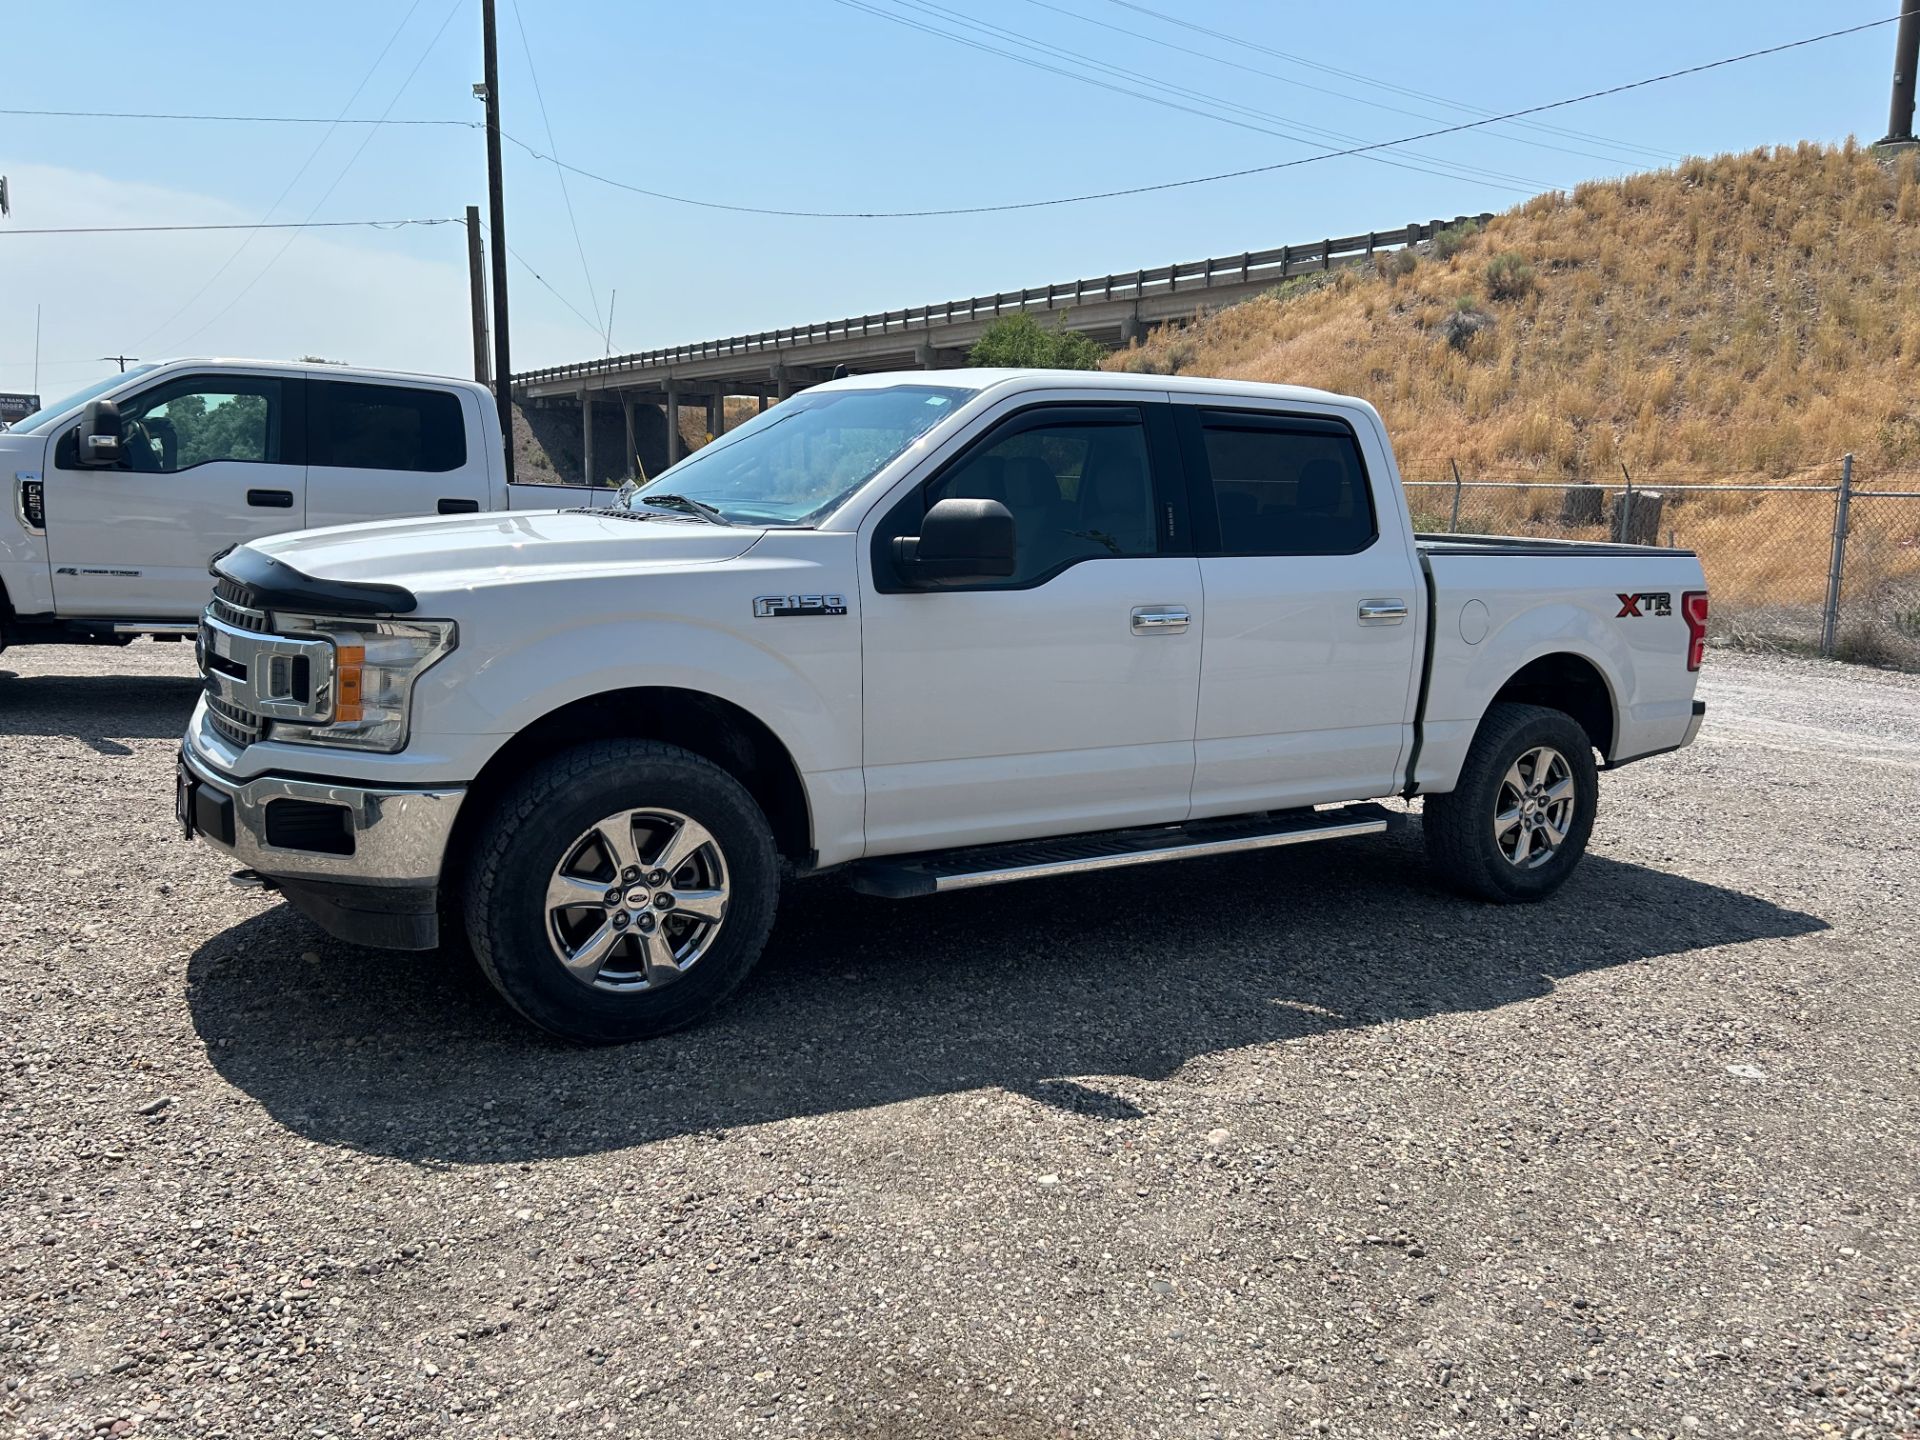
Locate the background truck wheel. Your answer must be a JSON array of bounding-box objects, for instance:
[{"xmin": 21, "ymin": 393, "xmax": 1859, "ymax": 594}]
[
  {"xmin": 1423, "ymin": 701, "xmax": 1599, "ymax": 904},
  {"xmin": 462, "ymin": 739, "xmax": 780, "ymax": 1044}
]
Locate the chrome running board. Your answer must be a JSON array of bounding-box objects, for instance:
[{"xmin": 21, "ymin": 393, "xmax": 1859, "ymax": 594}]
[{"xmin": 848, "ymin": 804, "xmax": 1398, "ymax": 899}]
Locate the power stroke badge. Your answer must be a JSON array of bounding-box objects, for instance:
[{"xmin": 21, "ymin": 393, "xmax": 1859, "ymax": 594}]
[{"xmin": 753, "ymin": 593, "xmax": 848, "ymax": 618}]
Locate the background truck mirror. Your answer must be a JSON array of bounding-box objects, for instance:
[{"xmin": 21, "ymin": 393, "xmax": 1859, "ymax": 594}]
[
  {"xmin": 76, "ymin": 398, "xmax": 124, "ymax": 468},
  {"xmin": 893, "ymin": 497, "xmax": 1016, "ymax": 585}
]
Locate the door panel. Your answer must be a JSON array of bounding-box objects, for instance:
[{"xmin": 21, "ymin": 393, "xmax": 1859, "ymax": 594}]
[
  {"xmin": 862, "ymin": 557, "xmax": 1204, "ymax": 852},
  {"xmin": 46, "ymin": 373, "xmax": 305, "ymax": 619},
  {"xmin": 859, "ymin": 402, "xmax": 1201, "ymax": 855},
  {"xmin": 1178, "ymin": 403, "xmax": 1422, "ymax": 815},
  {"xmin": 304, "ymin": 377, "xmax": 490, "ymax": 526}
]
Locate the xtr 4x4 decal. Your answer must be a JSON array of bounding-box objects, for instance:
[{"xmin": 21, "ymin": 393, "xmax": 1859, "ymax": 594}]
[{"xmin": 1616, "ymin": 591, "xmax": 1672, "ymax": 618}]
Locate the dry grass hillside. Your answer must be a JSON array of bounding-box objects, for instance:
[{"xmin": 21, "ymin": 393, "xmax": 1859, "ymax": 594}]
[{"xmin": 1110, "ymin": 141, "xmax": 1920, "ymax": 486}]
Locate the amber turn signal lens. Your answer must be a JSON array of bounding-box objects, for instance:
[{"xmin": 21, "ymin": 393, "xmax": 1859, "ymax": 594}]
[{"xmin": 334, "ymin": 643, "xmax": 366, "ymax": 723}]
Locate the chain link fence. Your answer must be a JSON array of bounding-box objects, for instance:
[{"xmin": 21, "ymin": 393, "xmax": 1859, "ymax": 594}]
[{"xmin": 1402, "ymin": 458, "xmax": 1920, "ymax": 671}]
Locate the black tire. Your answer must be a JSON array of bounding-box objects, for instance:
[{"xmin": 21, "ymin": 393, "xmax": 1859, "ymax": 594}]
[
  {"xmin": 1423, "ymin": 701, "xmax": 1599, "ymax": 903},
  {"xmin": 462, "ymin": 739, "xmax": 779, "ymax": 1043}
]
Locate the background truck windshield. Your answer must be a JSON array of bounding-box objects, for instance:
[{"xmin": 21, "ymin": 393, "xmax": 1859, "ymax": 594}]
[
  {"xmin": 629, "ymin": 384, "xmax": 973, "ymax": 525},
  {"xmin": 6, "ymin": 366, "xmax": 158, "ymax": 434}
]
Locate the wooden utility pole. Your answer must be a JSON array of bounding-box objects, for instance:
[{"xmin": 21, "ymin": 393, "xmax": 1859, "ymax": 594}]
[
  {"xmin": 465, "ymin": 205, "xmax": 489, "ymax": 384},
  {"xmin": 481, "ymin": 0, "xmax": 516, "ymax": 481},
  {"xmin": 1883, "ymin": 4, "xmax": 1920, "ymax": 144}
]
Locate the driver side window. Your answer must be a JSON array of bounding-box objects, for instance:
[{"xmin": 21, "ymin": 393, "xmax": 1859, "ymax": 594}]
[
  {"xmin": 919, "ymin": 412, "xmax": 1157, "ymax": 588},
  {"xmin": 118, "ymin": 377, "xmax": 284, "ymax": 474}
]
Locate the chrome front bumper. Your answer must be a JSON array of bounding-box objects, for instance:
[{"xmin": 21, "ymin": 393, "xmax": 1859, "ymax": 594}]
[{"xmin": 178, "ymin": 745, "xmax": 465, "ymax": 888}]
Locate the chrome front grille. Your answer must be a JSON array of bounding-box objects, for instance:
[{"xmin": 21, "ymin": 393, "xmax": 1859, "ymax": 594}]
[
  {"xmin": 198, "ymin": 601, "xmax": 336, "ymax": 748},
  {"xmin": 207, "ymin": 693, "xmax": 266, "ymax": 748},
  {"xmin": 210, "ymin": 590, "xmax": 270, "ymax": 633}
]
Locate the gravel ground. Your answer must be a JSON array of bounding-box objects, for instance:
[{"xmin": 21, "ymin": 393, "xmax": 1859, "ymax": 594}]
[{"xmin": 2, "ymin": 642, "xmax": 1916, "ymax": 1439}]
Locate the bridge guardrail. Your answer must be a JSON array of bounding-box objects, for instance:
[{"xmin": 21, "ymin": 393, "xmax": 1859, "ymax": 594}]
[{"xmin": 514, "ymin": 214, "xmax": 1493, "ymax": 388}]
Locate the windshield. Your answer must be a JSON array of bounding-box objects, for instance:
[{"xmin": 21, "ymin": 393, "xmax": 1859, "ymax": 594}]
[
  {"xmin": 5, "ymin": 366, "xmax": 158, "ymax": 434},
  {"xmin": 628, "ymin": 383, "xmax": 973, "ymax": 526}
]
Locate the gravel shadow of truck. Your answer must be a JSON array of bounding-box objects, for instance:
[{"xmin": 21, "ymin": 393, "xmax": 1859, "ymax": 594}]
[{"xmin": 184, "ymin": 832, "xmax": 1826, "ymax": 1164}]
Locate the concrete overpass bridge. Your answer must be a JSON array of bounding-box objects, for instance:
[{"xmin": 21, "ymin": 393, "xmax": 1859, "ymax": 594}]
[{"xmin": 511, "ymin": 213, "xmax": 1490, "ymax": 482}]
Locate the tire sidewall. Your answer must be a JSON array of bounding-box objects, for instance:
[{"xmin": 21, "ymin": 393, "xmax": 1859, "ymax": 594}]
[
  {"xmin": 467, "ymin": 746, "xmax": 778, "ymax": 1043},
  {"xmin": 1461, "ymin": 711, "xmax": 1599, "ymax": 901}
]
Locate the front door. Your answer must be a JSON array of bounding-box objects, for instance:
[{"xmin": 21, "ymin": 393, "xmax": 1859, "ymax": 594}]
[
  {"xmin": 45, "ymin": 371, "xmax": 306, "ymax": 619},
  {"xmin": 860, "ymin": 402, "xmax": 1202, "ymax": 855},
  {"xmin": 1175, "ymin": 402, "xmax": 1423, "ymax": 815}
]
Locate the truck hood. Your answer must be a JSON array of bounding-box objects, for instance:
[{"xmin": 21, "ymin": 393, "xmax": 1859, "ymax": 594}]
[{"xmin": 245, "ymin": 508, "xmax": 764, "ymax": 599}]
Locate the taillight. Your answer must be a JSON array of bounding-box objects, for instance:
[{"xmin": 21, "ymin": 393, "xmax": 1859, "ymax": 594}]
[{"xmin": 1682, "ymin": 590, "xmax": 1708, "ymax": 671}]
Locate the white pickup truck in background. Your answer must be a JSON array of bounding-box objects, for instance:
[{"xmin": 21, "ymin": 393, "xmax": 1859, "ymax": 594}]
[
  {"xmin": 0, "ymin": 358, "xmax": 610, "ymax": 654},
  {"xmin": 177, "ymin": 368, "xmax": 1710, "ymax": 1044}
]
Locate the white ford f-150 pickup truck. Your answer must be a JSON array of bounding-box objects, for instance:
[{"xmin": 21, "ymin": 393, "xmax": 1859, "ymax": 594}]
[
  {"xmin": 0, "ymin": 358, "xmax": 610, "ymax": 655},
  {"xmin": 177, "ymin": 368, "xmax": 1709, "ymax": 1043}
]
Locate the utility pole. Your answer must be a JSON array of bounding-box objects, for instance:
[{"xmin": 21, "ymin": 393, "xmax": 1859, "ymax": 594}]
[
  {"xmin": 1881, "ymin": 3, "xmax": 1920, "ymax": 145},
  {"xmin": 480, "ymin": 0, "xmax": 516, "ymax": 481},
  {"xmin": 99, "ymin": 354, "xmax": 138, "ymax": 373},
  {"xmin": 465, "ymin": 205, "xmax": 490, "ymax": 384}
]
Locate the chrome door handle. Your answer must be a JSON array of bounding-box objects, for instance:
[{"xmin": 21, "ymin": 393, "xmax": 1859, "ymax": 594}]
[
  {"xmin": 1131, "ymin": 605, "xmax": 1191, "ymax": 635},
  {"xmin": 1357, "ymin": 597, "xmax": 1409, "ymax": 626}
]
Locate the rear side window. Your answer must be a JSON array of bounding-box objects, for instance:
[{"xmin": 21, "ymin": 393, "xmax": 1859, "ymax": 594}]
[
  {"xmin": 309, "ymin": 381, "xmax": 466, "ymax": 473},
  {"xmin": 1199, "ymin": 415, "xmax": 1376, "ymax": 556}
]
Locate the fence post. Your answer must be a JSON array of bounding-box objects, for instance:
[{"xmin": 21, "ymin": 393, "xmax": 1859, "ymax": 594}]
[
  {"xmin": 1820, "ymin": 453, "xmax": 1854, "ymax": 657},
  {"xmin": 1449, "ymin": 458, "xmax": 1463, "ymax": 533},
  {"xmin": 1618, "ymin": 462, "xmax": 1633, "ymax": 544}
]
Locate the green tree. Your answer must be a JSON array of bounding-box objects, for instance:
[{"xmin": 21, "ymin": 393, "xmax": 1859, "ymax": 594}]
[{"xmin": 967, "ymin": 313, "xmax": 1105, "ymax": 370}]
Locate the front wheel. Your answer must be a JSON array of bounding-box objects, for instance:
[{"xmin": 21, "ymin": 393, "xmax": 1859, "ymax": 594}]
[
  {"xmin": 462, "ymin": 739, "xmax": 780, "ymax": 1043},
  {"xmin": 1423, "ymin": 702, "xmax": 1599, "ymax": 903}
]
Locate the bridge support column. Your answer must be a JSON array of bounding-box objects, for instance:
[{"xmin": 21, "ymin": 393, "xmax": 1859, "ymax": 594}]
[
  {"xmin": 580, "ymin": 388, "xmax": 594, "ymax": 486},
  {"xmin": 665, "ymin": 375, "xmax": 682, "ymax": 466},
  {"xmin": 757, "ymin": 392, "xmax": 769, "ymax": 414},
  {"xmin": 707, "ymin": 392, "xmax": 725, "ymax": 442},
  {"xmin": 773, "ymin": 364, "xmax": 796, "ymax": 400},
  {"xmin": 914, "ymin": 342, "xmax": 964, "ymax": 370},
  {"xmin": 621, "ymin": 394, "xmax": 636, "ymax": 480},
  {"xmin": 1119, "ymin": 308, "xmax": 1145, "ymax": 345}
]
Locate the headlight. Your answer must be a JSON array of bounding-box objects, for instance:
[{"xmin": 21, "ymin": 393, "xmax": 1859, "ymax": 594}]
[{"xmin": 267, "ymin": 614, "xmax": 456, "ymax": 753}]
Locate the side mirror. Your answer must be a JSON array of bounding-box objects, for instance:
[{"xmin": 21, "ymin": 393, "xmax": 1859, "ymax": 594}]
[
  {"xmin": 76, "ymin": 399, "xmax": 123, "ymax": 467},
  {"xmin": 893, "ymin": 497, "xmax": 1016, "ymax": 585}
]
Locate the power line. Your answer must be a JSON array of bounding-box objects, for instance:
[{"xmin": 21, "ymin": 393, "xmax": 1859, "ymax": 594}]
[
  {"xmin": 1102, "ymin": 0, "xmax": 1678, "ymax": 163},
  {"xmin": 833, "ymin": 0, "xmax": 1536, "ymax": 192},
  {"xmin": 509, "ymin": 0, "xmax": 603, "ymax": 336},
  {"xmin": 7, "ymin": 12, "xmax": 1904, "ymax": 225},
  {"xmin": 473, "ymin": 218, "xmax": 605, "ymax": 340},
  {"xmin": 495, "ymin": 11, "xmax": 1909, "ymax": 219},
  {"xmin": 0, "ymin": 106, "xmax": 465, "ymax": 126},
  {"xmin": 0, "ymin": 217, "xmax": 459, "ymax": 235},
  {"xmin": 1016, "ymin": 0, "xmax": 1662, "ymax": 170},
  {"xmin": 851, "ymin": 0, "xmax": 1547, "ymax": 192}
]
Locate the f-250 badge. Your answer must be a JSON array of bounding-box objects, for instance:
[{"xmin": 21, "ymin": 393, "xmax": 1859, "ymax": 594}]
[
  {"xmin": 753, "ymin": 593, "xmax": 848, "ymax": 618},
  {"xmin": 1616, "ymin": 591, "xmax": 1671, "ymax": 618}
]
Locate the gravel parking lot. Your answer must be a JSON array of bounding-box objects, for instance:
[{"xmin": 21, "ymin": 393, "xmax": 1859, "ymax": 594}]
[{"xmin": 3, "ymin": 641, "xmax": 1916, "ymax": 1439}]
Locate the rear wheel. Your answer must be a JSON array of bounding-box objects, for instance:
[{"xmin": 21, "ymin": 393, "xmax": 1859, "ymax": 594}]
[
  {"xmin": 463, "ymin": 739, "xmax": 779, "ymax": 1043},
  {"xmin": 1424, "ymin": 702, "xmax": 1598, "ymax": 903}
]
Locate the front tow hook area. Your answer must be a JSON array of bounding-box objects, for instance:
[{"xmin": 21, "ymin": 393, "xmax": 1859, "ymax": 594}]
[{"xmin": 229, "ymin": 869, "xmax": 278, "ymax": 891}]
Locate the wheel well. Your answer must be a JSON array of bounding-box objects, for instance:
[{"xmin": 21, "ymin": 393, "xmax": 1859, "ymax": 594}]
[
  {"xmin": 446, "ymin": 688, "xmax": 814, "ymax": 878},
  {"xmin": 1490, "ymin": 653, "xmax": 1615, "ymax": 758}
]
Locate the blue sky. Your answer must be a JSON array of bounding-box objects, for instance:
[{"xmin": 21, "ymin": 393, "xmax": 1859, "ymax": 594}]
[{"xmin": 1, "ymin": 0, "xmax": 1906, "ymax": 400}]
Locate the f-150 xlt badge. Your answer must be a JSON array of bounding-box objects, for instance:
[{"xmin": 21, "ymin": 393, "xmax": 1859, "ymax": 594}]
[
  {"xmin": 1616, "ymin": 592, "xmax": 1672, "ymax": 618},
  {"xmin": 753, "ymin": 593, "xmax": 848, "ymax": 618}
]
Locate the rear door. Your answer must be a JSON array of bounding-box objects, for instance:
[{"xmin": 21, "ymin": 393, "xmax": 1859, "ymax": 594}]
[
  {"xmin": 305, "ymin": 376, "xmax": 490, "ymax": 526},
  {"xmin": 1175, "ymin": 401, "xmax": 1423, "ymax": 815},
  {"xmin": 45, "ymin": 370, "xmax": 305, "ymax": 619}
]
